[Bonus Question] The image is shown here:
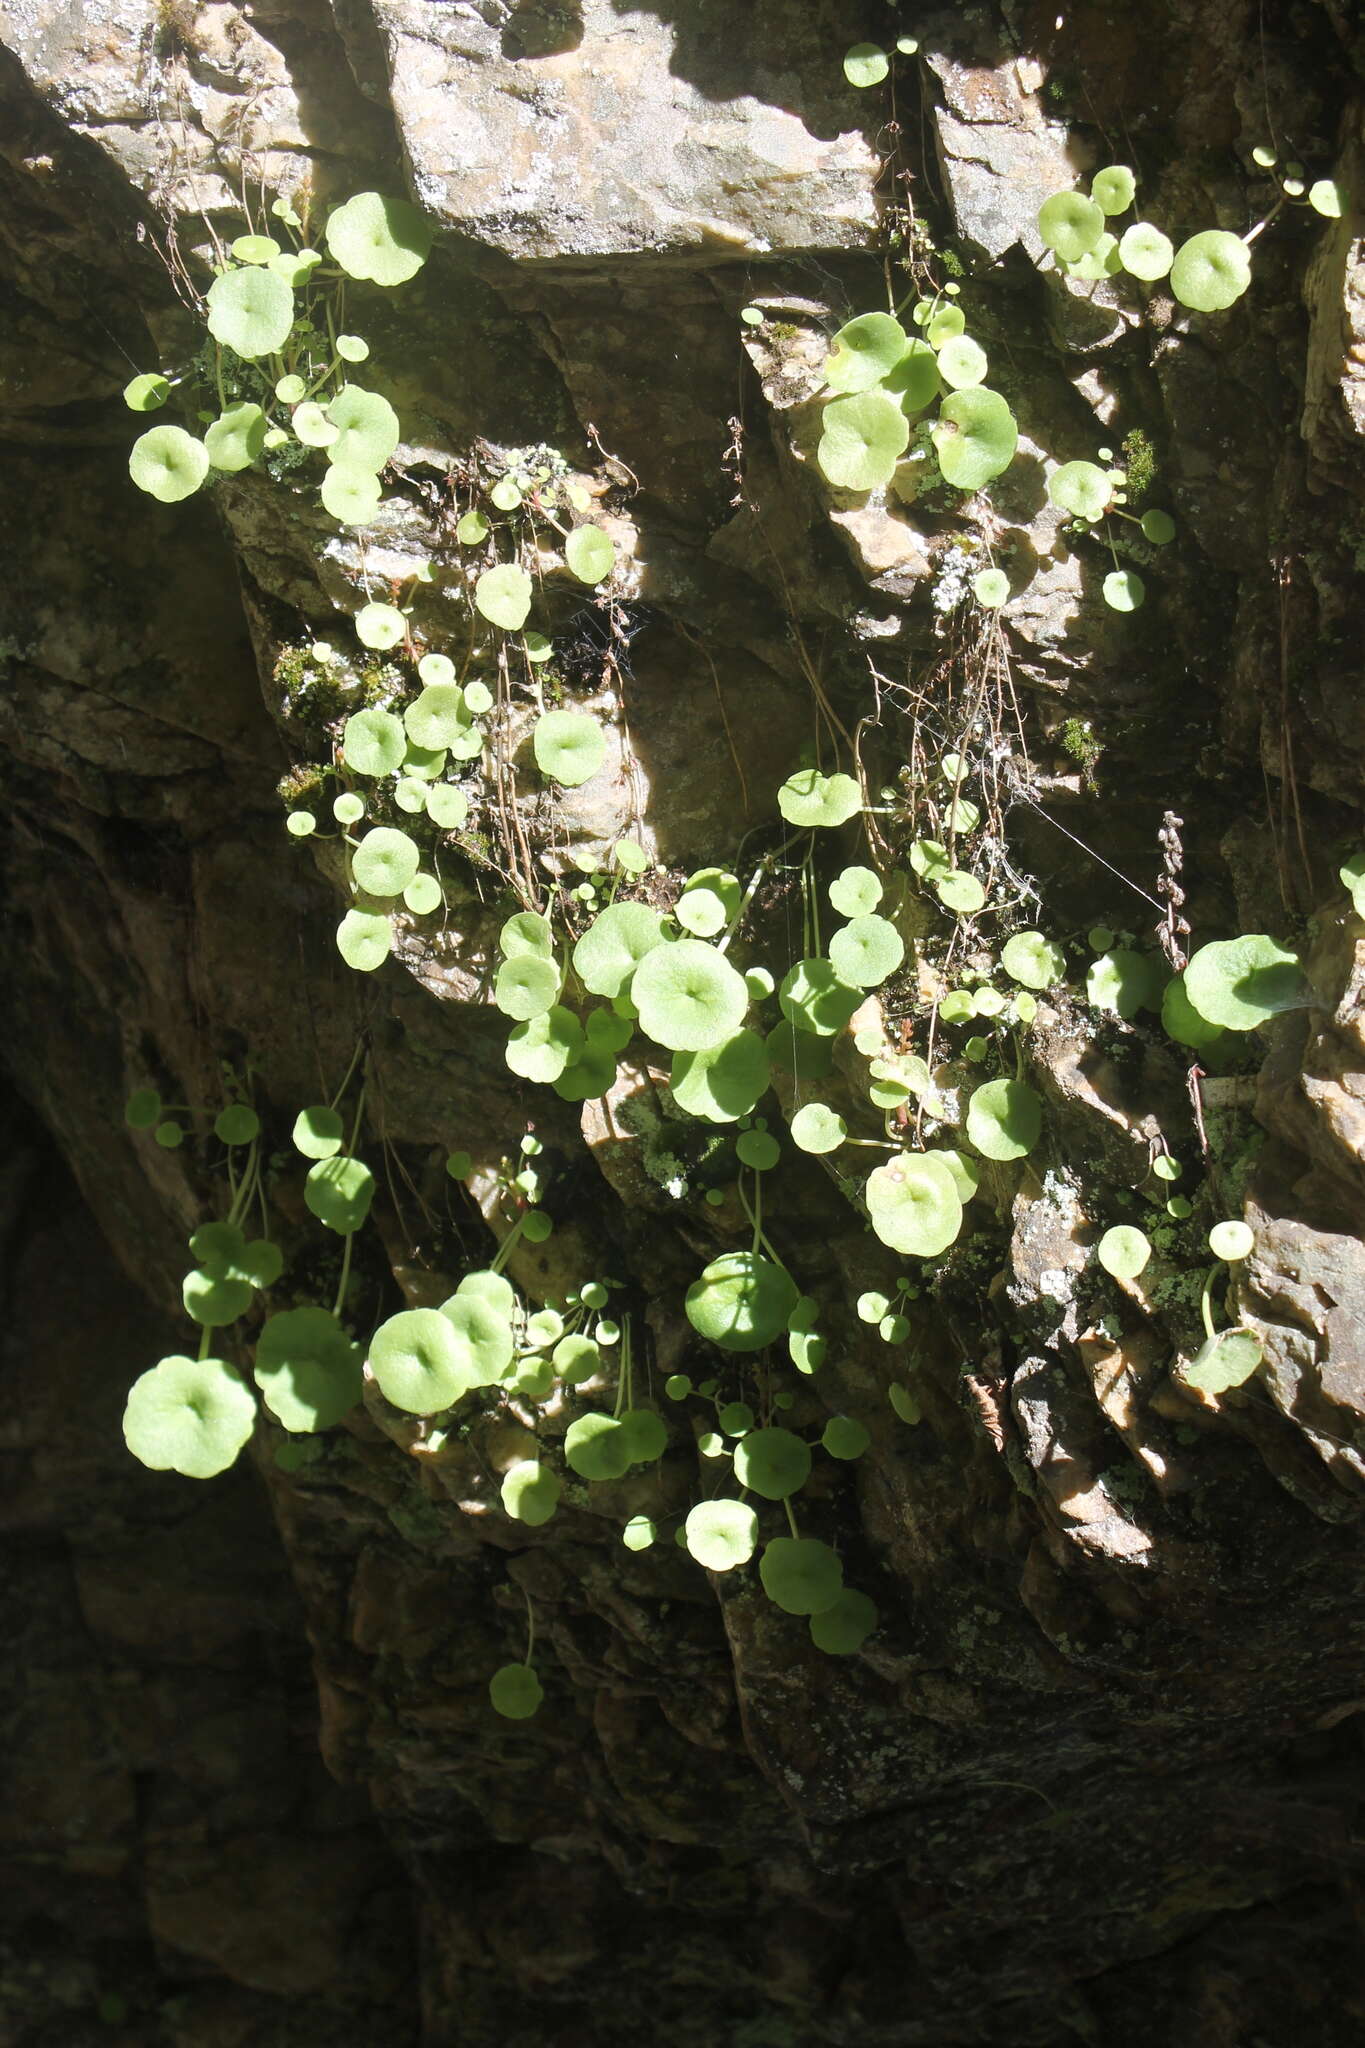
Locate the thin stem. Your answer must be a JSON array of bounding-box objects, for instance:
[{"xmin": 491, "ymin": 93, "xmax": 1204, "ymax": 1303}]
[
  {"xmin": 329, "ymin": 1037, "xmax": 366, "ymax": 1112},
  {"xmin": 333, "ymin": 1230, "xmax": 355, "ymax": 1318},
  {"xmin": 523, "ymin": 1588, "xmax": 536, "ymax": 1668},
  {"xmin": 1200, "ymin": 1267, "xmax": 1219, "ymax": 1344},
  {"xmin": 198, "ymin": 1324, "xmax": 213, "ymax": 1361},
  {"xmin": 783, "ymin": 1497, "xmax": 800, "ymax": 1538}
]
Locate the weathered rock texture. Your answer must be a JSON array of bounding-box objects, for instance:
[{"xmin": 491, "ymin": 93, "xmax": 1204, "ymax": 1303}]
[{"xmin": 2, "ymin": 2, "xmax": 1365, "ymax": 2043}]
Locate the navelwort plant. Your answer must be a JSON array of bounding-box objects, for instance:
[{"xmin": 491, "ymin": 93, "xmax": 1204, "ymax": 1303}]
[{"xmin": 116, "ymin": 29, "xmax": 1348, "ymax": 1717}]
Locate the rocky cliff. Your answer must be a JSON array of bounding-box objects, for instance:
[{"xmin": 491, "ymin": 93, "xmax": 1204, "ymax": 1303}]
[{"xmin": 2, "ymin": 3, "xmax": 1364, "ymax": 2043}]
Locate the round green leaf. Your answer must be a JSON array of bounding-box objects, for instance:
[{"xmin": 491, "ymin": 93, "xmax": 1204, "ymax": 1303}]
[
  {"xmin": 475, "ymin": 564, "xmax": 533, "ymax": 631},
  {"xmin": 1048, "ymin": 460, "xmax": 1111, "ymax": 520},
  {"xmin": 828, "ymin": 914, "xmax": 904, "ymax": 990},
  {"xmin": 932, "ymin": 386, "xmax": 1018, "ymax": 491},
  {"xmin": 182, "ymin": 1267, "xmax": 254, "ymax": 1328},
  {"xmin": 125, "ymin": 1086, "xmax": 162, "ymax": 1129},
  {"xmin": 254, "ymin": 1306, "xmax": 362, "ymax": 1432},
  {"xmin": 426, "ymin": 783, "xmax": 470, "ymax": 829},
  {"xmin": 817, "ymin": 389, "xmax": 910, "ymax": 490},
  {"xmin": 573, "ymin": 903, "xmax": 663, "ymax": 997},
  {"xmin": 1087, "ymin": 949, "xmax": 1166, "ymax": 1019},
  {"xmin": 777, "ymin": 768, "xmax": 862, "ymax": 829},
  {"xmin": 936, "ymin": 871, "xmax": 986, "ymax": 915},
  {"xmin": 123, "ymin": 1355, "xmax": 256, "ymax": 1478},
  {"xmin": 617, "ymin": 1408, "xmax": 667, "ymax": 1465},
  {"xmin": 325, "ymin": 190, "xmax": 432, "ymax": 285},
  {"xmin": 733, "ymin": 1426, "xmax": 811, "ymax": 1501},
  {"xmin": 320, "ymin": 464, "xmax": 382, "ymax": 525},
  {"xmin": 506, "ymin": 1006, "xmax": 584, "ymax": 1083},
  {"xmin": 1209, "ymin": 1219, "xmax": 1254, "ymax": 1262},
  {"xmin": 966, "ymin": 1078, "xmax": 1042, "ymax": 1161},
  {"xmin": 632, "ymin": 938, "xmax": 747, "ymax": 1052},
  {"xmin": 403, "ymin": 872, "xmax": 441, "ymax": 915},
  {"xmin": 565, "ymin": 526, "xmax": 615, "ymax": 584},
  {"xmin": 495, "ymin": 953, "xmax": 561, "ymax": 1022},
  {"xmin": 685, "ymin": 1251, "xmax": 798, "ymax": 1353},
  {"xmin": 1183, "ymin": 936, "xmax": 1306, "ymax": 1030},
  {"xmin": 1140, "ymin": 509, "xmax": 1176, "ymax": 544},
  {"xmin": 810, "ymin": 1588, "xmax": 878, "ymax": 1654},
  {"xmin": 534, "ymin": 710, "xmax": 605, "ymax": 787},
  {"xmin": 303, "ymin": 1153, "xmax": 375, "ymax": 1233},
  {"xmin": 213, "ymin": 1104, "xmax": 259, "ymax": 1146},
  {"xmin": 684, "ymin": 1499, "xmax": 758, "ymax": 1571},
  {"xmin": 336, "ymin": 333, "xmax": 370, "ymax": 362},
  {"xmin": 1103, "ymin": 569, "xmax": 1145, "ymax": 612},
  {"xmin": 342, "ymin": 707, "xmax": 406, "ymax": 777},
  {"xmin": 974, "ymin": 568, "xmax": 1010, "ymax": 607},
  {"xmin": 1183, "ymin": 1328, "xmax": 1263, "ymax": 1395},
  {"xmin": 884, "ymin": 337, "xmax": 941, "ymax": 413},
  {"xmin": 1309, "ymin": 179, "xmax": 1343, "ymax": 220},
  {"xmin": 564, "ymin": 1411, "xmax": 631, "ymax": 1480},
  {"xmin": 352, "ymin": 826, "xmax": 420, "ymax": 898},
  {"xmin": 1097, "ymin": 1225, "xmax": 1151, "ymax": 1280},
  {"xmin": 326, "ymin": 386, "xmax": 400, "ymax": 471},
  {"xmin": 670, "ymin": 1029, "xmax": 770, "ymax": 1123},
  {"xmin": 759, "ymin": 1536, "xmax": 843, "ymax": 1616},
  {"xmin": 405, "ymin": 685, "xmax": 470, "ymax": 750},
  {"xmin": 1038, "ymin": 191, "xmax": 1106, "ymax": 263},
  {"xmin": 129, "ymin": 425, "xmax": 208, "ymax": 503},
  {"xmin": 843, "ymin": 42, "xmax": 889, "ymax": 87},
  {"xmin": 1118, "ymin": 222, "xmax": 1174, "ymax": 281},
  {"xmin": 206, "ymin": 266, "xmax": 294, "ymax": 359},
  {"xmin": 355, "ymin": 601, "xmax": 406, "ymax": 650},
  {"xmin": 823, "ymin": 313, "xmax": 908, "ymax": 394},
  {"xmin": 865, "ymin": 1151, "xmax": 963, "ymax": 1256},
  {"xmin": 441, "ymin": 1287, "xmax": 514, "ymax": 1383},
  {"xmin": 1091, "ymin": 165, "xmax": 1136, "ymax": 215},
  {"xmin": 777, "ymin": 957, "xmax": 861, "ymax": 1039},
  {"xmin": 336, "ymin": 907, "xmax": 391, "ymax": 972},
  {"xmin": 790, "ymin": 1102, "xmax": 846, "ymax": 1154},
  {"xmin": 937, "ymin": 335, "xmax": 988, "ymax": 389},
  {"xmin": 1001, "ymin": 930, "xmax": 1066, "ymax": 989},
  {"xmin": 123, "ymin": 372, "xmax": 170, "ymax": 412},
  {"xmin": 829, "ymin": 866, "xmax": 882, "ymax": 917},
  {"xmin": 370, "ymin": 1307, "xmax": 472, "ymax": 1413},
  {"xmin": 822, "ymin": 1416, "xmax": 870, "ymax": 1461},
  {"xmin": 1169, "ymin": 230, "xmax": 1252, "ymax": 312},
  {"xmin": 489, "ymin": 1662, "xmax": 543, "ymax": 1718},
  {"xmin": 293, "ymin": 1106, "xmax": 344, "ymax": 1159},
  {"xmin": 501, "ymin": 1458, "xmax": 561, "ymax": 1526},
  {"xmin": 204, "ymin": 402, "xmax": 267, "ymax": 473},
  {"xmin": 926, "ymin": 304, "xmax": 966, "ymax": 347}
]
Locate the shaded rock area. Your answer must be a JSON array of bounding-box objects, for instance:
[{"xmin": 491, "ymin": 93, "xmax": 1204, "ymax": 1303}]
[{"xmin": 2, "ymin": 1, "xmax": 1365, "ymax": 2043}]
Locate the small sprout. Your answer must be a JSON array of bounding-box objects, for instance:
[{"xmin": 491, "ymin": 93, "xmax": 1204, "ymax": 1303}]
[
  {"xmin": 1183, "ymin": 935, "xmax": 1305, "ymax": 1030},
  {"xmin": 632, "ymin": 939, "xmax": 747, "ymax": 1052},
  {"xmin": 336, "ymin": 907, "xmax": 392, "ymax": 971},
  {"xmin": 565, "ymin": 525, "xmax": 615, "ymax": 584},
  {"xmin": 1048, "ymin": 459, "xmax": 1112, "ymax": 521},
  {"xmin": 325, "ymin": 190, "xmax": 432, "ymax": 285},
  {"xmin": 488, "ymin": 1663, "xmax": 543, "ymax": 1720},
  {"xmin": 253, "ymin": 1306, "xmax": 362, "ymax": 1432},
  {"xmin": 810, "ymin": 1588, "xmax": 878, "ymax": 1655},
  {"xmin": 685, "ymin": 1499, "xmax": 758, "ymax": 1570},
  {"xmin": 1091, "ymin": 165, "xmax": 1136, "ymax": 215},
  {"xmin": 206, "ymin": 266, "xmax": 294, "ymax": 359},
  {"xmin": 822, "ymin": 1416, "xmax": 870, "ymax": 1461},
  {"xmin": 129, "ymin": 425, "xmax": 208, "ymax": 503},
  {"xmin": 973, "ymin": 567, "xmax": 1010, "ymax": 607},
  {"xmin": 123, "ymin": 1355, "xmax": 256, "ymax": 1478},
  {"xmin": 475, "ymin": 563, "xmax": 532, "ymax": 630},
  {"xmin": 865, "ymin": 1151, "xmax": 963, "ymax": 1257},
  {"xmin": 1103, "ymin": 569, "xmax": 1145, "ymax": 612},
  {"xmin": 685, "ymin": 1250, "xmax": 798, "ymax": 1352},
  {"xmin": 931, "ymin": 387, "xmax": 1018, "ymax": 491},
  {"xmin": 1037, "ymin": 191, "xmax": 1107, "ymax": 264},
  {"xmin": 1097, "ymin": 1225, "xmax": 1151, "ymax": 1280},
  {"xmin": 817, "ymin": 389, "xmax": 910, "ymax": 490},
  {"xmin": 759, "ymin": 1536, "xmax": 843, "ymax": 1617},
  {"xmin": 304, "ymin": 1154, "xmax": 375, "ymax": 1234},
  {"xmin": 777, "ymin": 767, "xmax": 862, "ymax": 829},
  {"xmin": 1169, "ymin": 230, "xmax": 1252, "ymax": 312},
  {"xmin": 965, "ymin": 1078, "xmax": 1043, "ymax": 1161},
  {"xmin": 1209, "ymin": 1220, "xmax": 1254, "ymax": 1262},
  {"xmin": 123, "ymin": 372, "xmax": 170, "ymax": 412},
  {"xmin": 843, "ymin": 42, "xmax": 889, "ymax": 87},
  {"xmin": 355, "ymin": 601, "xmax": 406, "ymax": 650},
  {"xmin": 936, "ymin": 335, "xmax": 989, "ymax": 389}
]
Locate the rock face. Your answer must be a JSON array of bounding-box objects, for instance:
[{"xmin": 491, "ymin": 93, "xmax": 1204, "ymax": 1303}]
[{"xmin": 2, "ymin": 2, "xmax": 1365, "ymax": 2044}]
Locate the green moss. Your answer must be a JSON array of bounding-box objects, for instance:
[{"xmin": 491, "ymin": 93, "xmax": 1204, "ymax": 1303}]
[
  {"xmin": 1058, "ymin": 717, "xmax": 1103, "ymax": 785},
  {"xmin": 1121, "ymin": 427, "xmax": 1157, "ymax": 503},
  {"xmin": 277, "ymin": 762, "xmax": 329, "ymax": 812}
]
